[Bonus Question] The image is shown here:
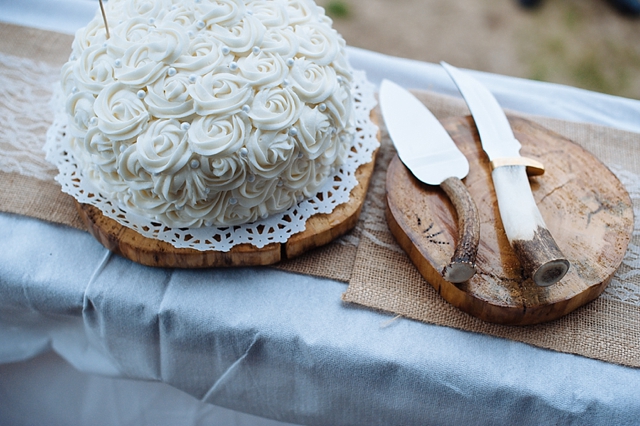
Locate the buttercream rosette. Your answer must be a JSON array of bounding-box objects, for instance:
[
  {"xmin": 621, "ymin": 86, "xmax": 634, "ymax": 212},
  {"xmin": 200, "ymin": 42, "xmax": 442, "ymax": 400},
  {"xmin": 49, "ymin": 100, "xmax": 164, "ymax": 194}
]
[{"xmin": 61, "ymin": 0, "xmax": 355, "ymax": 227}]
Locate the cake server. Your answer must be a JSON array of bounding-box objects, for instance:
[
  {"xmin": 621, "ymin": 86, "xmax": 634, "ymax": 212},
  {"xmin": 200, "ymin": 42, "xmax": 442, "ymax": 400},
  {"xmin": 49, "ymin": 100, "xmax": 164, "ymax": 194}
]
[
  {"xmin": 379, "ymin": 79, "xmax": 480, "ymax": 283},
  {"xmin": 441, "ymin": 62, "xmax": 569, "ymax": 287}
]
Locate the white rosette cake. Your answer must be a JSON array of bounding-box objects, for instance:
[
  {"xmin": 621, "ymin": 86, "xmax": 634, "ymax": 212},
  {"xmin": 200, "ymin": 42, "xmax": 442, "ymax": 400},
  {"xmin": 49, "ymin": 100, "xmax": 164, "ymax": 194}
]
[
  {"xmin": 47, "ymin": 0, "xmax": 379, "ymax": 251},
  {"xmin": 62, "ymin": 0, "xmax": 356, "ymax": 226}
]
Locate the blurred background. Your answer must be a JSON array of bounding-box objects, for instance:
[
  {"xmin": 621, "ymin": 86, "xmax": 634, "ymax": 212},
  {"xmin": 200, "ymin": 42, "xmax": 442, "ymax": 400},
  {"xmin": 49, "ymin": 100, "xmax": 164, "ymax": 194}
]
[{"xmin": 319, "ymin": 0, "xmax": 640, "ymax": 100}]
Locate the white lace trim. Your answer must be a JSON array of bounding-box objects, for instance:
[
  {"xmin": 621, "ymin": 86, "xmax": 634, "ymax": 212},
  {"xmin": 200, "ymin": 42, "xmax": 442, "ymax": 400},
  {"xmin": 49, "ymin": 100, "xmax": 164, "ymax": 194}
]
[
  {"xmin": 44, "ymin": 70, "xmax": 379, "ymax": 252},
  {"xmin": 0, "ymin": 52, "xmax": 59, "ymax": 181},
  {"xmin": 600, "ymin": 165, "xmax": 640, "ymax": 307}
]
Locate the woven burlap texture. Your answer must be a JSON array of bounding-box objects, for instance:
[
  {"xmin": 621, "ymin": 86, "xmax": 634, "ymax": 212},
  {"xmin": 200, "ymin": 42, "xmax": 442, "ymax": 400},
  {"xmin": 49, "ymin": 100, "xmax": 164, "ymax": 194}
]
[{"xmin": 0, "ymin": 25, "xmax": 86, "ymax": 230}]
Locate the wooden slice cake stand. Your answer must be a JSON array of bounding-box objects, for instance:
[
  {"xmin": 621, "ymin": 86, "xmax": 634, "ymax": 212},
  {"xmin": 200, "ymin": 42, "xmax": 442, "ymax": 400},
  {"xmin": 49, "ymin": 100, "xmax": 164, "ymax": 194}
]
[
  {"xmin": 77, "ymin": 117, "xmax": 379, "ymax": 268},
  {"xmin": 77, "ymin": 153, "xmax": 376, "ymax": 268},
  {"xmin": 385, "ymin": 115, "xmax": 633, "ymax": 325}
]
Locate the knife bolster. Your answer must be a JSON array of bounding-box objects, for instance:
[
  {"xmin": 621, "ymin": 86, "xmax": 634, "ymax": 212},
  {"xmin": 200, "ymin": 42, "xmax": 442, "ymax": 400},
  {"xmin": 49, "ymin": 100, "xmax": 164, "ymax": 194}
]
[
  {"xmin": 490, "ymin": 156, "xmax": 545, "ymax": 176},
  {"xmin": 492, "ymin": 166, "xmax": 570, "ymax": 286}
]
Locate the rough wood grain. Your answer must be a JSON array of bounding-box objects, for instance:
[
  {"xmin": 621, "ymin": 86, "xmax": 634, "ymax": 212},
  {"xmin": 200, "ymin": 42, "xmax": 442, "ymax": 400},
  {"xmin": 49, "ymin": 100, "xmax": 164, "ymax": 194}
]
[
  {"xmin": 385, "ymin": 115, "xmax": 634, "ymax": 325},
  {"xmin": 77, "ymin": 202, "xmax": 282, "ymax": 267}
]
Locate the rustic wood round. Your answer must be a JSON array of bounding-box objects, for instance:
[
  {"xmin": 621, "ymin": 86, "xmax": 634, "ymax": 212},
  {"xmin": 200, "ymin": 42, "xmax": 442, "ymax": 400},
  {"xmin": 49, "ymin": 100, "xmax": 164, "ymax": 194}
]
[
  {"xmin": 76, "ymin": 149, "xmax": 378, "ymax": 268},
  {"xmin": 385, "ymin": 115, "xmax": 634, "ymax": 325}
]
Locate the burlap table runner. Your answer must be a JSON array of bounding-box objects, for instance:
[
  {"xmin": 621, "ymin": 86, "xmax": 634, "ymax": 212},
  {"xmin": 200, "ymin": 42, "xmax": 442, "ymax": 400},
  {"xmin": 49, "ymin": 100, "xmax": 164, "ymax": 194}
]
[{"xmin": 2, "ymin": 23, "xmax": 639, "ymax": 367}]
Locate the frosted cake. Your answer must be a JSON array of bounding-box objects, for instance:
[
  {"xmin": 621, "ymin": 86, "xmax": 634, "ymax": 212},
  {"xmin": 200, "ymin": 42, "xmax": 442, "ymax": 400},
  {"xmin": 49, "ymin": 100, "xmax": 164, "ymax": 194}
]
[{"xmin": 61, "ymin": 0, "xmax": 355, "ymax": 228}]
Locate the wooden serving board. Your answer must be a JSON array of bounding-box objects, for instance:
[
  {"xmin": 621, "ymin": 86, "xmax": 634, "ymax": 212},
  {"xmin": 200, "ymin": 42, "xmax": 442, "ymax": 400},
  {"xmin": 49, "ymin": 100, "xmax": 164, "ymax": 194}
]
[
  {"xmin": 386, "ymin": 115, "xmax": 634, "ymax": 325},
  {"xmin": 76, "ymin": 148, "xmax": 379, "ymax": 269}
]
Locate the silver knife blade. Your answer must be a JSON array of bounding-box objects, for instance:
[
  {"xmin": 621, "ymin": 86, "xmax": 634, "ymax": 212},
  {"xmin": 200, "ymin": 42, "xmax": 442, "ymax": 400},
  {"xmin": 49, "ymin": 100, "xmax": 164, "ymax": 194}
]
[
  {"xmin": 379, "ymin": 79, "xmax": 479, "ymax": 283},
  {"xmin": 379, "ymin": 79, "xmax": 469, "ymax": 185},
  {"xmin": 441, "ymin": 62, "xmax": 569, "ymax": 287},
  {"xmin": 440, "ymin": 62, "xmax": 521, "ymax": 161}
]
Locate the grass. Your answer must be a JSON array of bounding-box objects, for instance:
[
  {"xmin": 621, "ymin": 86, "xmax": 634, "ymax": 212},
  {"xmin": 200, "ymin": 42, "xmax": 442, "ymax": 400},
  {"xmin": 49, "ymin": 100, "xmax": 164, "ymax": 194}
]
[
  {"xmin": 521, "ymin": 1, "xmax": 640, "ymax": 99},
  {"xmin": 325, "ymin": 0, "xmax": 350, "ymax": 19}
]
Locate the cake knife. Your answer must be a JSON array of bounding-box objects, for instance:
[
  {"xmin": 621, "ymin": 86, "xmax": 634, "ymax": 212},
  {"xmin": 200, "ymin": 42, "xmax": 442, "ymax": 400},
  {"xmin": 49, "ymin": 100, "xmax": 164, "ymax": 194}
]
[
  {"xmin": 441, "ymin": 62, "xmax": 570, "ymax": 287},
  {"xmin": 380, "ymin": 79, "xmax": 480, "ymax": 283}
]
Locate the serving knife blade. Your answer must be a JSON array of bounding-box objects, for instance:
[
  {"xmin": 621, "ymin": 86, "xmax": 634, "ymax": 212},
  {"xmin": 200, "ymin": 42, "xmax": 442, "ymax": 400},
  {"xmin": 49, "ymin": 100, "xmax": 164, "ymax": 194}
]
[
  {"xmin": 441, "ymin": 62, "xmax": 569, "ymax": 286},
  {"xmin": 379, "ymin": 79, "xmax": 480, "ymax": 283}
]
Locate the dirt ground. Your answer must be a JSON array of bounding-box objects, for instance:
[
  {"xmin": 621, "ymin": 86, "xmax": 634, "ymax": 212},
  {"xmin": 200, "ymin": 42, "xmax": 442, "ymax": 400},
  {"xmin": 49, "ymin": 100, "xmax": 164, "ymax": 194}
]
[{"xmin": 319, "ymin": 0, "xmax": 640, "ymax": 100}]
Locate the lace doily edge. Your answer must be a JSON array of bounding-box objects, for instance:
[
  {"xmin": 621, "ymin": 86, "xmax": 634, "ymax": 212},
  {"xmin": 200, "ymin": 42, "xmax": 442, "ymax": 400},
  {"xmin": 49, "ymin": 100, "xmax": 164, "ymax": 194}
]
[{"xmin": 44, "ymin": 69, "xmax": 380, "ymax": 253}]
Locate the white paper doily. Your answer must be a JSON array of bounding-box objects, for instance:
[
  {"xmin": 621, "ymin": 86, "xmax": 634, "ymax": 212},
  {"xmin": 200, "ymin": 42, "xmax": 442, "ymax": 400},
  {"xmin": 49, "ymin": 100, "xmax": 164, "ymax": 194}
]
[{"xmin": 44, "ymin": 69, "xmax": 379, "ymax": 252}]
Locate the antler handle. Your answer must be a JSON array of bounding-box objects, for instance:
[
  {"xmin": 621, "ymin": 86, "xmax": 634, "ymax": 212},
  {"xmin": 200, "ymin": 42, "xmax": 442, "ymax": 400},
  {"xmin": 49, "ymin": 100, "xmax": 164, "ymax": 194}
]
[
  {"xmin": 492, "ymin": 165, "xmax": 570, "ymax": 286},
  {"xmin": 440, "ymin": 176, "xmax": 480, "ymax": 283}
]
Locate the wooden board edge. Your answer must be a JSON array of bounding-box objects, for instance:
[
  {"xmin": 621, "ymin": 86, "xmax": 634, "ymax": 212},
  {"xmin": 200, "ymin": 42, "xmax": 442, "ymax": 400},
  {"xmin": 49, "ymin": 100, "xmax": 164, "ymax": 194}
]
[
  {"xmin": 76, "ymin": 202, "xmax": 282, "ymax": 268},
  {"xmin": 384, "ymin": 184, "xmax": 614, "ymax": 325},
  {"xmin": 384, "ymin": 108, "xmax": 635, "ymax": 325}
]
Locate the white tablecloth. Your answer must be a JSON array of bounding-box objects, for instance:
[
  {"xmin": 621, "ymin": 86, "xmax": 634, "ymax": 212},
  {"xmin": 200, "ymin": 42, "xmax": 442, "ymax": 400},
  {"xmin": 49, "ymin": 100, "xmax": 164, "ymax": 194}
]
[{"xmin": 1, "ymin": 1, "xmax": 640, "ymax": 425}]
